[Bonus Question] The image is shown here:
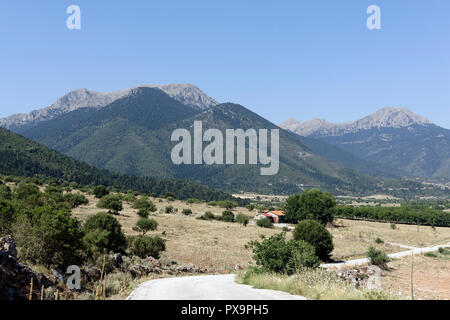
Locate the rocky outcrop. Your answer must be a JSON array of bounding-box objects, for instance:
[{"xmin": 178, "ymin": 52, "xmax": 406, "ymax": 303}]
[
  {"xmin": 335, "ymin": 265, "xmax": 382, "ymax": 290},
  {"xmin": 0, "ymin": 236, "xmax": 55, "ymax": 300},
  {"xmin": 128, "ymin": 256, "xmax": 206, "ymax": 279}
]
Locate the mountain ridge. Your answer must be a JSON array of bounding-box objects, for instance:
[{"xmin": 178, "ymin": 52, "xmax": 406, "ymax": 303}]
[
  {"xmin": 280, "ymin": 107, "xmax": 434, "ymax": 136},
  {"xmin": 17, "ymin": 88, "xmax": 380, "ymax": 195},
  {"xmin": 0, "ymin": 84, "xmax": 218, "ymax": 133},
  {"xmin": 280, "ymin": 107, "xmax": 450, "ymax": 178}
]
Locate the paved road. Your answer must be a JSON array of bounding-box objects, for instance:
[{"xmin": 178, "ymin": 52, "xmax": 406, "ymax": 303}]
[
  {"xmin": 321, "ymin": 243, "xmax": 450, "ymax": 268},
  {"xmin": 127, "ymin": 274, "xmax": 307, "ymax": 300}
]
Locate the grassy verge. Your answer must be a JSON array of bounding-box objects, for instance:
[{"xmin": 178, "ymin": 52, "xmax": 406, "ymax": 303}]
[
  {"xmin": 236, "ymin": 268, "xmax": 400, "ymax": 300},
  {"xmin": 424, "ymin": 247, "xmax": 450, "ymax": 260}
]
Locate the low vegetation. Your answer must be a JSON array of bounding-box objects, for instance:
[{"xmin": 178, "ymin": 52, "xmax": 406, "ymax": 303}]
[
  {"xmin": 366, "ymin": 246, "xmax": 390, "ymax": 269},
  {"xmin": 256, "ymin": 217, "xmax": 273, "ymax": 228},
  {"xmin": 245, "ymin": 233, "xmax": 320, "ymax": 274},
  {"xmin": 237, "ymin": 268, "xmax": 398, "ymax": 300}
]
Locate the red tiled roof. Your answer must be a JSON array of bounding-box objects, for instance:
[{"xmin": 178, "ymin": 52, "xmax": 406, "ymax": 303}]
[{"xmin": 266, "ymin": 211, "xmax": 285, "ymax": 216}]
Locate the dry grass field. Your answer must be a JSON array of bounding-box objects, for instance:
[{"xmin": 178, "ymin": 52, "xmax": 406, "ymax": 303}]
[
  {"xmin": 72, "ymin": 193, "xmax": 450, "ymax": 272},
  {"xmin": 382, "ymin": 253, "xmax": 450, "ymax": 300}
]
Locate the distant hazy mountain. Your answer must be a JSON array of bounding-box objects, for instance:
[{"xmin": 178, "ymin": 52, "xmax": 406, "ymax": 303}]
[
  {"xmin": 280, "ymin": 107, "xmax": 450, "ymax": 178},
  {"xmin": 0, "ymin": 84, "xmax": 218, "ymax": 133},
  {"xmin": 18, "ymin": 87, "xmax": 379, "ymax": 195}
]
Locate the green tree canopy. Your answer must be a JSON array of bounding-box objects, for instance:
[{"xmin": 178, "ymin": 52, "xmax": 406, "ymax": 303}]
[
  {"xmin": 293, "ymin": 219, "xmax": 334, "ymax": 261},
  {"xmin": 82, "ymin": 212, "xmax": 127, "ymax": 255},
  {"xmin": 97, "ymin": 194, "xmax": 123, "ymax": 214},
  {"xmin": 284, "ymin": 189, "xmax": 336, "ymax": 225}
]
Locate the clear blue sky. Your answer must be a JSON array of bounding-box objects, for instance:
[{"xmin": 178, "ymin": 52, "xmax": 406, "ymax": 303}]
[{"xmin": 1, "ymin": 1, "xmax": 449, "ymax": 128}]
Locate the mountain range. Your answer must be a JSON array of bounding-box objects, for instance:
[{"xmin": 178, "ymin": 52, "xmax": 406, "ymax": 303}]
[
  {"xmin": 280, "ymin": 108, "xmax": 450, "ymax": 178},
  {"xmin": 2, "ymin": 84, "xmax": 448, "ymax": 195},
  {"xmin": 2, "ymin": 86, "xmax": 380, "ymax": 195},
  {"xmin": 0, "ymin": 84, "xmax": 218, "ymax": 133}
]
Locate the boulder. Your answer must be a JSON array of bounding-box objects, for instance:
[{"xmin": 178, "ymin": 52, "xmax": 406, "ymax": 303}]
[
  {"xmin": 80, "ymin": 266, "xmax": 102, "ymax": 283},
  {"xmin": 111, "ymin": 253, "xmax": 123, "ymax": 268},
  {"xmin": 0, "ymin": 248, "xmax": 55, "ymax": 300},
  {"xmin": 128, "ymin": 264, "xmax": 161, "ymax": 278},
  {"xmin": 0, "ymin": 235, "xmax": 17, "ymax": 258},
  {"xmin": 175, "ymin": 264, "xmax": 202, "ymax": 273},
  {"xmin": 143, "ymin": 256, "xmax": 161, "ymax": 268}
]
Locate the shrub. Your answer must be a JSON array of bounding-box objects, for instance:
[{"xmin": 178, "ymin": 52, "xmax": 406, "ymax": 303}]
[
  {"xmin": 256, "ymin": 217, "xmax": 273, "ymax": 228},
  {"xmin": 374, "ymin": 237, "xmax": 384, "ymax": 244},
  {"xmin": 0, "ymin": 184, "xmax": 12, "ymax": 200},
  {"xmin": 246, "ymin": 232, "xmax": 319, "ymax": 274},
  {"xmin": 367, "ymin": 246, "xmax": 390, "ymax": 269},
  {"xmin": 245, "ymin": 204, "xmax": 256, "ymax": 211},
  {"xmin": 123, "ymin": 193, "xmax": 137, "ymax": 203},
  {"xmin": 127, "ymin": 235, "xmax": 166, "ymax": 258},
  {"xmin": 164, "ymin": 205, "xmax": 174, "ymax": 214},
  {"xmin": 182, "ymin": 208, "xmax": 192, "ymax": 215},
  {"xmin": 136, "ymin": 209, "xmax": 149, "ymax": 218},
  {"xmin": 14, "ymin": 183, "xmax": 41, "ymax": 201},
  {"xmin": 166, "ymin": 196, "xmax": 175, "ymax": 202},
  {"xmin": 82, "ymin": 212, "xmax": 127, "ymax": 255},
  {"xmin": 186, "ymin": 198, "xmax": 200, "ymax": 204},
  {"xmin": 235, "ymin": 213, "xmax": 249, "ymax": 226},
  {"xmin": 97, "ymin": 195, "xmax": 123, "ymax": 214},
  {"xmin": 293, "ymin": 219, "xmax": 334, "ymax": 261},
  {"xmin": 14, "ymin": 206, "xmax": 84, "ymax": 268},
  {"xmin": 290, "ymin": 241, "xmax": 321, "ymax": 270},
  {"xmin": 199, "ymin": 211, "xmax": 215, "ymax": 220},
  {"xmin": 64, "ymin": 193, "xmax": 89, "ymax": 208},
  {"xmin": 132, "ymin": 198, "xmax": 157, "ymax": 212},
  {"xmin": 164, "ymin": 192, "xmax": 175, "ymax": 199},
  {"xmin": 390, "ymin": 223, "xmax": 397, "ymax": 230},
  {"xmin": 135, "ymin": 218, "xmax": 158, "ymax": 235},
  {"xmin": 0, "ymin": 200, "xmax": 17, "ymax": 236},
  {"xmin": 217, "ymin": 201, "xmax": 238, "ymax": 210},
  {"xmin": 93, "ymin": 185, "xmax": 109, "ymax": 198},
  {"xmin": 221, "ymin": 210, "xmax": 235, "ymax": 222}
]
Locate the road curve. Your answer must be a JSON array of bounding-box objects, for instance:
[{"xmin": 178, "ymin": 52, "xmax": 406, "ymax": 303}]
[{"xmin": 126, "ymin": 274, "xmax": 307, "ymax": 300}]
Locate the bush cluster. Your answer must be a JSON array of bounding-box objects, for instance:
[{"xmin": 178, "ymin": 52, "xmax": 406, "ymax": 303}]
[
  {"xmin": 293, "ymin": 220, "xmax": 334, "ymax": 261},
  {"xmin": 246, "ymin": 233, "xmax": 320, "ymax": 274}
]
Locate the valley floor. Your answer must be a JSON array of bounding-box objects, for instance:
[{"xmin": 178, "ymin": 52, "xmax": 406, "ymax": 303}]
[{"xmin": 71, "ymin": 193, "xmax": 450, "ymax": 299}]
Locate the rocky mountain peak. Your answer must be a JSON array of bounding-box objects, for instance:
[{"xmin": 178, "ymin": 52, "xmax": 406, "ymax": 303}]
[
  {"xmin": 0, "ymin": 84, "xmax": 218, "ymax": 131},
  {"xmin": 280, "ymin": 107, "xmax": 434, "ymax": 137}
]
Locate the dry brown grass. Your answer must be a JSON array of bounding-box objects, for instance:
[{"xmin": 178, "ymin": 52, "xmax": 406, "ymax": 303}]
[
  {"xmin": 72, "ymin": 194, "xmax": 450, "ymax": 272},
  {"xmin": 382, "ymin": 253, "xmax": 450, "ymax": 300},
  {"xmin": 72, "ymin": 194, "xmax": 277, "ymax": 272},
  {"xmin": 330, "ymin": 219, "xmax": 450, "ymax": 248}
]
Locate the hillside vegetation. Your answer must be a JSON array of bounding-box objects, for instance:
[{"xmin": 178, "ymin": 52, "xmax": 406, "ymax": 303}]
[{"xmin": 0, "ymin": 127, "xmax": 237, "ymax": 202}]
